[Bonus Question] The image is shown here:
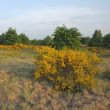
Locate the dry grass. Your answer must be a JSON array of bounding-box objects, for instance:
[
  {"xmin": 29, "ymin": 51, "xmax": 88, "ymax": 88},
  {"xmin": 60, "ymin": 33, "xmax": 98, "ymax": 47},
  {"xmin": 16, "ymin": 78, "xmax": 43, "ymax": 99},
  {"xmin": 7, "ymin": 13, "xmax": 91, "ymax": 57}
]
[
  {"xmin": 0, "ymin": 72, "xmax": 68, "ymax": 110},
  {"xmin": 0, "ymin": 49, "xmax": 36, "ymax": 78},
  {"xmin": 0, "ymin": 48, "xmax": 110, "ymax": 110},
  {"xmin": 1, "ymin": 71, "xmax": 110, "ymax": 110}
]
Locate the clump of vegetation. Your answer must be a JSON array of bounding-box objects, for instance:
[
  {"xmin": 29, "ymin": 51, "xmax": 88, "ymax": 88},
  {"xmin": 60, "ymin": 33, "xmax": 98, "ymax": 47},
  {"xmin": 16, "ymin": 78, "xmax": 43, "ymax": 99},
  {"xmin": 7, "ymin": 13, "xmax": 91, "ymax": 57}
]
[
  {"xmin": 0, "ymin": 43, "xmax": 29, "ymax": 50},
  {"xmin": 52, "ymin": 25, "xmax": 81, "ymax": 50},
  {"xmin": 0, "ymin": 28, "xmax": 30, "ymax": 45},
  {"xmin": 34, "ymin": 47, "xmax": 100, "ymax": 92},
  {"xmin": 30, "ymin": 35, "xmax": 53, "ymax": 46}
]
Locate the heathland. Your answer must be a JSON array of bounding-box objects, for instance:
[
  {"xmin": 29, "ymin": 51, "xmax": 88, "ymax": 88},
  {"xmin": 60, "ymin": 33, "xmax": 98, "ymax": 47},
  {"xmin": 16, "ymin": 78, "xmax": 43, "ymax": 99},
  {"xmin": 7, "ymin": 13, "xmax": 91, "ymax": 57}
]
[{"xmin": 0, "ymin": 45, "xmax": 110, "ymax": 110}]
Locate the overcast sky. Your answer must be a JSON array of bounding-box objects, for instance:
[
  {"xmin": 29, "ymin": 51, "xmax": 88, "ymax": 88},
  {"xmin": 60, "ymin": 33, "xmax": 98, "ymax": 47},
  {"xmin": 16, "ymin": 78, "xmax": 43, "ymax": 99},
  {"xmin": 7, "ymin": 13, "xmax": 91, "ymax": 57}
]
[{"xmin": 0, "ymin": 0, "xmax": 110, "ymax": 39}]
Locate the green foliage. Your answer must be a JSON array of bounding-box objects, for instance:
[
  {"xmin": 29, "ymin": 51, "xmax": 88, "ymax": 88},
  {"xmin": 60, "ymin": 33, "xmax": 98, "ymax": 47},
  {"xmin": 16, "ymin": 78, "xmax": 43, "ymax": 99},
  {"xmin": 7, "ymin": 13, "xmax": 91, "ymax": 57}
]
[
  {"xmin": 30, "ymin": 39, "xmax": 42, "ymax": 45},
  {"xmin": 89, "ymin": 30, "xmax": 103, "ymax": 47},
  {"xmin": 0, "ymin": 28, "xmax": 30, "ymax": 45},
  {"xmin": 53, "ymin": 25, "xmax": 81, "ymax": 49},
  {"xmin": 103, "ymin": 34, "xmax": 110, "ymax": 48},
  {"xmin": 81, "ymin": 37, "xmax": 90, "ymax": 45},
  {"xmin": 30, "ymin": 36, "xmax": 53, "ymax": 46},
  {"xmin": 0, "ymin": 27, "xmax": 109, "ymax": 50},
  {"xmin": 0, "ymin": 34, "xmax": 6, "ymax": 44},
  {"xmin": 19, "ymin": 33, "xmax": 30, "ymax": 45},
  {"xmin": 0, "ymin": 28, "xmax": 21, "ymax": 45},
  {"xmin": 41, "ymin": 36, "xmax": 53, "ymax": 46}
]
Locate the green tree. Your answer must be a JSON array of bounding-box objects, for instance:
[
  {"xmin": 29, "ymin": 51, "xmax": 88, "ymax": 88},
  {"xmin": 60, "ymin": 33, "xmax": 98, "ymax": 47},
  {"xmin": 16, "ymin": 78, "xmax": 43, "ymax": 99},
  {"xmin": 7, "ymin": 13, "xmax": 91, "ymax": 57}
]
[
  {"xmin": 41, "ymin": 36, "xmax": 53, "ymax": 46},
  {"xmin": 19, "ymin": 33, "xmax": 30, "ymax": 45},
  {"xmin": 1, "ymin": 28, "xmax": 21, "ymax": 45},
  {"xmin": 0, "ymin": 34, "xmax": 6, "ymax": 45},
  {"xmin": 53, "ymin": 25, "xmax": 81, "ymax": 49},
  {"xmin": 30, "ymin": 39, "xmax": 42, "ymax": 46},
  {"xmin": 103, "ymin": 33, "xmax": 110, "ymax": 48},
  {"xmin": 89, "ymin": 30, "xmax": 103, "ymax": 47},
  {"xmin": 81, "ymin": 37, "xmax": 90, "ymax": 45}
]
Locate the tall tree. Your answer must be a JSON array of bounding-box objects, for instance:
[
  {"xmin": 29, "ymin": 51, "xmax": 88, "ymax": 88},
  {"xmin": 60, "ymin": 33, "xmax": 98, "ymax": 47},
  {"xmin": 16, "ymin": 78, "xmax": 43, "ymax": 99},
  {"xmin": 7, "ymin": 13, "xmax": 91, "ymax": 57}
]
[
  {"xmin": 53, "ymin": 25, "xmax": 81, "ymax": 49},
  {"xmin": 30, "ymin": 39, "xmax": 42, "ymax": 46},
  {"xmin": 81, "ymin": 36, "xmax": 90, "ymax": 45},
  {"xmin": 41, "ymin": 36, "xmax": 53, "ymax": 46},
  {"xmin": 1, "ymin": 28, "xmax": 21, "ymax": 45},
  {"xmin": 89, "ymin": 30, "xmax": 103, "ymax": 47},
  {"xmin": 103, "ymin": 33, "xmax": 110, "ymax": 48},
  {"xmin": 19, "ymin": 33, "xmax": 30, "ymax": 45},
  {"xmin": 0, "ymin": 34, "xmax": 6, "ymax": 45}
]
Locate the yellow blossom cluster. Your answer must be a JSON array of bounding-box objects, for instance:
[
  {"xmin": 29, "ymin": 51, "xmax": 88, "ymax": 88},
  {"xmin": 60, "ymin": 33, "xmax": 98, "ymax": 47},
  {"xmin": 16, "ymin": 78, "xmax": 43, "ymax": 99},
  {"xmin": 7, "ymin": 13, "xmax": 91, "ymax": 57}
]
[
  {"xmin": 12, "ymin": 43, "xmax": 29, "ymax": 50},
  {"xmin": 0, "ymin": 44, "xmax": 28, "ymax": 50},
  {"xmin": 34, "ymin": 47, "xmax": 100, "ymax": 92},
  {"xmin": 0, "ymin": 45, "xmax": 12, "ymax": 49}
]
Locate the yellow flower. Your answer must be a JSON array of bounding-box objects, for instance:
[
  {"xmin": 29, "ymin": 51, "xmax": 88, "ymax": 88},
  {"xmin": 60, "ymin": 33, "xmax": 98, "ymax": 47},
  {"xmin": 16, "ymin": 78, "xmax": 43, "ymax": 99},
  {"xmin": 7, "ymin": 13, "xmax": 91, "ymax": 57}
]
[{"xmin": 34, "ymin": 46, "xmax": 100, "ymax": 92}]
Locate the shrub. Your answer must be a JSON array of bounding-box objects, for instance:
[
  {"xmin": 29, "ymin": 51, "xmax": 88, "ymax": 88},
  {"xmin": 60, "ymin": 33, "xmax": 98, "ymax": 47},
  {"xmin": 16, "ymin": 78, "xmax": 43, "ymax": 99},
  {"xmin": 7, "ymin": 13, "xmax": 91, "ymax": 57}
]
[
  {"xmin": 12, "ymin": 43, "xmax": 28, "ymax": 50},
  {"xmin": 0, "ymin": 43, "xmax": 29, "ymax": 50},
  {"xmin": 34, "ymin": 47, "xmax": 100, "ymax": 92}
]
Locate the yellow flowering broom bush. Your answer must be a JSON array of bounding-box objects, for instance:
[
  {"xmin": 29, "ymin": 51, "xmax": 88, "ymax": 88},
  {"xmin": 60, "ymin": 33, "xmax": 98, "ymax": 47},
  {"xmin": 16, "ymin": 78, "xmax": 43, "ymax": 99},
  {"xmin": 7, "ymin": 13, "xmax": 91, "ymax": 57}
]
[
  {"xmin": 12, "ymin": 43, "xmax": 29, "ymax": 50},
  {"xmin": 0, "ymin": 43, "xmax": 28, "ymax": 50},
  {"xmin": 34, "ymin": 47, "xmax": 100, "ymax": 92}
]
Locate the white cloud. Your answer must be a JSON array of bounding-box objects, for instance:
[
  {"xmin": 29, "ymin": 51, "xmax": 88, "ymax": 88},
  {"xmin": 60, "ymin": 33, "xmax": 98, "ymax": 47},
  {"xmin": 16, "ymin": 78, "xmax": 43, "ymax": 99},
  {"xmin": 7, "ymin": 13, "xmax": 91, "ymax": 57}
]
[{"xmin": 0, "ymin": 6, "xmax": 106, "ymax": 39}]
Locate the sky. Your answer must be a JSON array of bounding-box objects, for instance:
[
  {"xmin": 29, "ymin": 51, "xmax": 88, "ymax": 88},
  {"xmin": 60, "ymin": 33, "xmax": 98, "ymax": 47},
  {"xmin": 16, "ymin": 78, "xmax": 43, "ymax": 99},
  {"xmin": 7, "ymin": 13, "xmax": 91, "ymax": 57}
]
[{"xmin": 0, "ymin": 0, "xmax": 110, "ymax": 39}]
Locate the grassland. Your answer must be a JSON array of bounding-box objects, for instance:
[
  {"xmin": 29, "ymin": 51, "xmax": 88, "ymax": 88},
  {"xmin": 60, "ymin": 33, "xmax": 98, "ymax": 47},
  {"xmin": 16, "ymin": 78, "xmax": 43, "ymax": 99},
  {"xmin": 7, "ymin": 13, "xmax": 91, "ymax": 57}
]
[{"xmin": 0, "ymin": 47, "xmax": 110, "ymax": 110}]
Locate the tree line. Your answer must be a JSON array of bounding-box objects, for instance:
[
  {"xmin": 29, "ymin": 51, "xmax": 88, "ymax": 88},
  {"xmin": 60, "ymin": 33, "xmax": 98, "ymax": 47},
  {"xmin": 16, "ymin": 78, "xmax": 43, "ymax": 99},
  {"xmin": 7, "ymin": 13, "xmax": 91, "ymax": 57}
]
[{"xmin": 0, "ymin": 26, "xmax": 110, "ymax": 49}]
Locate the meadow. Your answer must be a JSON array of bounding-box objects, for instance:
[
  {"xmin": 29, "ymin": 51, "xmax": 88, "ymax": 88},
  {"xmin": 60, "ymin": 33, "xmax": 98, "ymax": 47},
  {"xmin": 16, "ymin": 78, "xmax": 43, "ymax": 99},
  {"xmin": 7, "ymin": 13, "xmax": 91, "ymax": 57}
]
[{"xmin": 0, "ymin": 45, "xmax": 110, "ymax": 110}]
